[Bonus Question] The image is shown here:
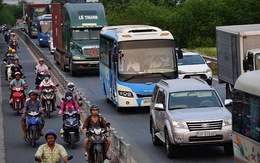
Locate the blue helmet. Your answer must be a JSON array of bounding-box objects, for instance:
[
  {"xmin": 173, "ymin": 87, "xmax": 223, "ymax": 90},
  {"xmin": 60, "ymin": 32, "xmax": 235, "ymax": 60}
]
[{"xmin": 45, "ymin": 130, "xmax": 57, "ymax": 140}]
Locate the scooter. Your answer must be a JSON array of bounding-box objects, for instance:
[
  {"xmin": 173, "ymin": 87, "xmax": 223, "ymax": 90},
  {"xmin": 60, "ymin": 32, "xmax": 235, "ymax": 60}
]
[
  {"xmin": 5, "ymin": 63, "xmax": 14, "ymax": 82},
  {"xmin": 26, "ymin": 110, "xmax": 42, "ymax": 148},
  {"xmin": 4, "ymin": 30, "xmax": 11, "ymax": 43},
  {"xmin": 35, "ymin": 71, "xmax": 45, "ymax": 88},
  {"xmin": 10, "ymin": 40, "xmax": 18, "ymax": 51},
  {"xmin": 35, "ymin": 155, "xmax": 73, "ymax": 162},
  {"xmin": 60, "ymin": 109, "xmax": 80, "ymax": 149},
  {"xmin": 11, "ymin": 85, "xmax": 27, "ymax": 115},
  {"xmin": 87, "ymin": 123, "xmax": 110, "ymax": 163}
]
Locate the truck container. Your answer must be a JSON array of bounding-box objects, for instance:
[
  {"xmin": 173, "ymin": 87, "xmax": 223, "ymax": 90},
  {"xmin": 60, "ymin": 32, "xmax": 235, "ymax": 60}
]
[
  {"xmin": 52, "ymin": 3, "xmax": 106, "ymax": 76},
  {"xmin": 216, "ymin": 24, "xmax": 260, "ymax": 98},
  {"xmin": 26, "ymin": 4, "xmax": 50, "ymax": 38}
]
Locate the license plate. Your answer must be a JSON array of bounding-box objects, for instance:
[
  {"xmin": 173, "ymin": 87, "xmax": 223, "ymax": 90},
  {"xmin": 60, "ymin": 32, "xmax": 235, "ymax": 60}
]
[
  {"xmin": 197, "ymin": 131, "xmax": 216, "ymax": 137},
  {"xmin": 190, "ymin": 76, "xmax": 200, "ymax": 79}
]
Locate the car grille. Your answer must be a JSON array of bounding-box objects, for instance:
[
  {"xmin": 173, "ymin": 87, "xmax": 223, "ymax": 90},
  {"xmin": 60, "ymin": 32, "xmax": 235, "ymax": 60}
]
[
  {"xmin": 136, "ymin": 94, "xmax": 152, "ymax": 98},
  {"xmin": 83, "ymin": 48, "xmax": 99, "ymax": 57},
  {"xmin": 187, "ymin": 120, "xmax": 222, "ymax": 131},
  {"xmin": 189, "ymin": 135, "xmax": 223, "ymax": 142},
  {"xmin": 183, "ymin": 74, "xmax": 207, "ymax": 79}
]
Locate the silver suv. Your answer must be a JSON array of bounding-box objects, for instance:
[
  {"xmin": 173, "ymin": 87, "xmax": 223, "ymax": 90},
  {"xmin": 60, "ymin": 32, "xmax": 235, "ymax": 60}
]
[{"xmin": 150, "ymin": 78, "xmax": 233, "ymax": 158}]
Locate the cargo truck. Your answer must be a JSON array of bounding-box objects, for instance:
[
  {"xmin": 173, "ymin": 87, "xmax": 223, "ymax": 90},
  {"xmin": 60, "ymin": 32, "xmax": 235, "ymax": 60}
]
[
  {"xmin": 26, "ymin": 4, "xmax": 50, "ymax": 38},
  {"xmin": 216, "ymin": 24, "xmax": 260, "ymax": 98},
  {"xmin": 52, "ymin": 3, "xmax": 106, "ymax": 76}
]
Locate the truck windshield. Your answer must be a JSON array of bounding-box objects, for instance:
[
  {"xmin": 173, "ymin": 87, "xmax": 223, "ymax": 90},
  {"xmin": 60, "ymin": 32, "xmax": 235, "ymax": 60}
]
[
  {"xmin": 255, "ymin": 53, "xmax": 260, "ymax": 70},
  {"xmin": 169, "ymin": 90, "xmax": 222, "ymax": 110},
  {"xmin": 72, "ymin": 28, "xmax": 101, "ymax": 40}
]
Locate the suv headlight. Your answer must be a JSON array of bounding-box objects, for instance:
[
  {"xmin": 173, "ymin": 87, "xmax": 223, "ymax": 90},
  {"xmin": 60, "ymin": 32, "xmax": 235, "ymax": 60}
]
[
  {"xmin": 118, "ymin": 90, "xmax": 134, "ymax": 98},
  {"xmin": 223, "ymin": 117, "xmax": 232, "ymax": 126},
  {"xmin": 172, "ymin": 120, "xmax": 188, "ymax": 129}
]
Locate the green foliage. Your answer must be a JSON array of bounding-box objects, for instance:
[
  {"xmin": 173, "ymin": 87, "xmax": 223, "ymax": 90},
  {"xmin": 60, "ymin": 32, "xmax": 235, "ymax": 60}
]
[{"xmin": 0, "ymin": 3, "xmax": 23, "ymax": 26}]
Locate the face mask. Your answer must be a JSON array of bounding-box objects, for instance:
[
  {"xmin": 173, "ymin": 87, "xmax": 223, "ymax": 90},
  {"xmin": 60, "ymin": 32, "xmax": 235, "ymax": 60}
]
[
  {"xmin": 45, "ymin": 77, "xmax": 50, "ymax": 80},
  {"xmin": 66, "ymin": 96, "xmax": 72, "ymax": 101}
]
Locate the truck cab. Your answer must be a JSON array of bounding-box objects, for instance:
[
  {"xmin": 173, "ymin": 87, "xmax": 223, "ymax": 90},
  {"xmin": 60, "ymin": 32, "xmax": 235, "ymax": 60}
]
[{"xmin": 243, "ymin": 48, "xmax": 260, "ymax": 71}]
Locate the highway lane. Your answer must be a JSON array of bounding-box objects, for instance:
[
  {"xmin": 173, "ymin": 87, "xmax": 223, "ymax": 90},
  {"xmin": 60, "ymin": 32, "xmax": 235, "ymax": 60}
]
[
  {"xmin": 0, "ymin": 36, "xmax": 86, "ymax": 162},
  {"xmin": 31, "ymin": 38, "xmax": 233, "ymax": 163}
]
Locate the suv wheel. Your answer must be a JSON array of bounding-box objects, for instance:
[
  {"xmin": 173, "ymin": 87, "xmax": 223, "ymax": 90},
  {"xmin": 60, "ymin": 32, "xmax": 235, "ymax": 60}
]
[
  {"xmin": 224, "ymin": 142, "xmax": 233, "ymax": 155},
  {"xmin": 151, "ymin": 121, "xmax": 163, "ymax": 146},
  {"xmin": 165, "ymin": 130, "xmax": 177, "ymax": 158}
]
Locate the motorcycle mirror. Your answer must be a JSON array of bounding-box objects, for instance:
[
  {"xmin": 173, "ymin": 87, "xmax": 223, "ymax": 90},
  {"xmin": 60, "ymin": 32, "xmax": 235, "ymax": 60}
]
[
  {"xmin": 56, "ymin": 84, "xmax": 59, "ymax": 87},
  {"xmin": 57, "ymin": 105, "xmax": 61, "ymax": 109},
  {"xmin": 23, "ymin": 76, "xmax": 26, "ymax": 78},
  {"xmin": 62, "ymin": 98, "xmax": 65, "ymax": 101},
  {"xmin": 67, "ymin": 155, "xmax": 73, "ymax": 160},
  {"xmin": 106, "ymin": 122, "xmax": 111, "ymax": 127},
  {"xmin": 48, "ymin": 67, "xmax": 51, "ymax": 70}
]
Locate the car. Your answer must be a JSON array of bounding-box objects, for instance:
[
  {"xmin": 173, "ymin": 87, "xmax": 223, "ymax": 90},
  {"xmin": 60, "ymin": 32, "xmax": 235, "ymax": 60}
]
[
  {"xmin": 177, "ymin": 51, "xmax": 212, "ymax": 85},
  {"xmin": 48, "ymin": 30, "xmax": 56, "ymax": 54},
  {"xmin": 150, "ymin": 78, "xmax": 233, "ymax": 158},
  {"xmin": 17, "ymin": 23, "xmax": 28, "ymax": 34}
]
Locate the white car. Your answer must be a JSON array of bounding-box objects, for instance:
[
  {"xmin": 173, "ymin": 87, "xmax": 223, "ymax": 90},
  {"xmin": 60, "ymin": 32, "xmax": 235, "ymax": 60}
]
[
  {"xmin": 48, "ymin": 31, "xmax": 56, "ymax": 54},
  {"xmin": 177, "ymin": 51, "xmax": 212, "ymax": 85}
]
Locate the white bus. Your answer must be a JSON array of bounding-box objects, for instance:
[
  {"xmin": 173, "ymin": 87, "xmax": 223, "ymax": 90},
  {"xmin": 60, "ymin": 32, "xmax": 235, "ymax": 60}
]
[
  {"xmin": 99, "ymin": 25, "xmax": 182, "ymax": 111},
  {"xmin": 232, "ymin": 70, "xmax": 260, "ymax": 162}
]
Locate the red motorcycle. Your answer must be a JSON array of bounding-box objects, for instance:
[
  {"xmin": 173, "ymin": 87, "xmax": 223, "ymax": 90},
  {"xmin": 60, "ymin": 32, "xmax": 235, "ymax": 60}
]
[{"xmin": 11, "ymin": 85, "xmax": 27, "ymax": 115}]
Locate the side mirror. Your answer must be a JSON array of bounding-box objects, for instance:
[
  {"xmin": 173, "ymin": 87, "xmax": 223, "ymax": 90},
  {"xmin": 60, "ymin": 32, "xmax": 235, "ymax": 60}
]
[
  {"xmin": 56, "ymin": 84, "xmax": 59, "ymax": 87},
  {"xmin": 62, "ymin": 98, "xmax": 65, "ymax": 101},
  {"xmin": 57, "ymin": 105, "xmax": 61, "ymax": 109},
  {"xmin": 224, "ymin": 99, "xmax": 233, "ymax": 107},
  {"xmin": 154, "ymin": 103, "xmax": 165, "ymax": 111},
  {"xmin": 67, "ymin": 155, "xmax": 73, "ymax": 161},
  {"xmin": 106, "ymin": 122, "xmax": 111, "ymax": 127}
]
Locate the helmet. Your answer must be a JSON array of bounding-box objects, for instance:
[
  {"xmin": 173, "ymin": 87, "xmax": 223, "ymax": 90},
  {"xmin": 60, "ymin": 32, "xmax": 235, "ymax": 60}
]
[
  {"xmin": 8, "ymin": 47, "xmax": 12, "ymax": 51},
  {"xmin": 90, "ymin": 104, "xmax": 99, "ymax": 111},
  {"xmin": 43, "ymin": 71, "xmax": 51, "ymax": 77},
  {"xmin": 12, "ymin": 49, "xmax": 16, "ymax": 53},
  {"xmin": 14, "ymin": 72, "xmax": 21, "ymax": 76},
  {"xmin": 45, "ymin": 130, "xmax": 57, "ymax": 140},
  {"xmin": 11, "ymin": 33, "xmax": 15, "ymax": 35},
  {"xmin": 38, "ymin": 58, "xmax": 44, "ymax": 62},
  {"xmin": 65, "ymin": 91, "xmax": 73, "ymax": 98},
  {"xmin": 28, "ymin": 90, "xmax": 38, "ymax": 96},
  {"xmin": 67, "ymin": 82, "xmax": 75, "ymax": 91}
]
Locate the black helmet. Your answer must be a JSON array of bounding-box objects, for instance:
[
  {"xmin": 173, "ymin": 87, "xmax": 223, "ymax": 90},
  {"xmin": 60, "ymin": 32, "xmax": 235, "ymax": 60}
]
[
  {"xmin": 65, "ymin": 91, "xmax": 73, "ymax": 98},
  {"xmin": 90, "ymin": 104, "xmax": 99, "ymax": 111},
  {"xmin": 45, "ymin": 130, "xmax": 57, "ymax": 140}
]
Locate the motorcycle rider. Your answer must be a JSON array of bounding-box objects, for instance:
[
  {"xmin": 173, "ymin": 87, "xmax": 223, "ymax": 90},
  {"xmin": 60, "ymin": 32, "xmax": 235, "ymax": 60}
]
[
  {"xmin": 58, "ymin": 91, "xmax": 81, "ymax": 117},
  {"xmin": 10, "ymin": 33, "xmax": 19, "ymax": 48},
  {"xmin": 11, "ymin": 64, "xmax": 23, "ymax": 80},
  {"xmin": 35, "ymin": 58, "xmax": 48, "ymax": 85},
  {"xmin": 83, "ymin": 104, "xmax": 111, "ymax": 160},
  {"xmin": 35, "ymin": 130, "xmax": 70, "ymax": 163},
  {"xmin": 39, "ymin": 71, "xmax": 57, "ymax": 108},
  {"xmin": 9, "ymin": 72, "xmax": 27, "ymax": 105},
  {"xmin": 21, "ymin": 90, "xmax": 45, "ymax": 140}
]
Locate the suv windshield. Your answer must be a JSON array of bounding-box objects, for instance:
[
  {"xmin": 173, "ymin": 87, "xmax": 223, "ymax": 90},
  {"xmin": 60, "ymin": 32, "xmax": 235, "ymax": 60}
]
[
  {"xmin": 169, "ymin": 90, "xmax": 222, "ymax": 110},
  {"xmin": 177, "ymin": 54, "xmax": 205, "ymax": 65}
]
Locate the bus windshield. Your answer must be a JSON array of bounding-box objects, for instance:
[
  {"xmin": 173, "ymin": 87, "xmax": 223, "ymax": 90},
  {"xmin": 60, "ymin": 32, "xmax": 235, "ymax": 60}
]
[
  {"xmin": 72, "ymin": 28, "xmax": 101, "ymax": 40},
  {"xmin": 39, "ymin": 20, "xmax": 51, "ymax": 33},
  {"xmin": 118, "ymin": 40, "xmax": 176, "ymax": 75}
]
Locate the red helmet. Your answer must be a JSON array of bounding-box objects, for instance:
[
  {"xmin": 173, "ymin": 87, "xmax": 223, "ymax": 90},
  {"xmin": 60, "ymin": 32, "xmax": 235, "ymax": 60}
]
[
  {"xmin": 38, "ymin": 58, "xmax": 44, "ymax": 62},
  {"xmin": 43, "ymin": 71, "xmax": 51, "ymax": 77}
]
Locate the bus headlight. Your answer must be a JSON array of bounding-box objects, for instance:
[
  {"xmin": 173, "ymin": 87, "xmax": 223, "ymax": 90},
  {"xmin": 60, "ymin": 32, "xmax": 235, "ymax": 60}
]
[
  {"xmin": 39, "ymin": 38, "xmax": 43, "ymax": 41},
  {"xmin": 223, "ymin": 117, "xmax": 232, "ymax": 126},
  {"xmin": 118, "ymin": 91, "xmax": 134, "ymax": 98}
]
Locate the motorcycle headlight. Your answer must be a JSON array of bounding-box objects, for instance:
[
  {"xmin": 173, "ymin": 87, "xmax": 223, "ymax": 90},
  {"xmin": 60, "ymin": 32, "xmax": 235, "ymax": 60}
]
[
  {"xmin": 118, "ymin": 90, "xmax": 134, "ymax": 98},
  {"xmin": 172, "ymin": 120, "xmax": 188, "ymax": 129},
  {"xmin": 223, "ymin": 117, "xmax": 232, "ymax": 126}
]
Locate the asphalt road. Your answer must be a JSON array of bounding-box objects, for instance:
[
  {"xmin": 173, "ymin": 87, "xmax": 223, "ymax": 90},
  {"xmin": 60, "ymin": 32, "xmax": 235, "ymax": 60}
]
[
  {"xmin": 0, "ymin": 36, "xmax": 87, "ymax": 162},
  {"xmin": 29, "ymin": 38, "xmax": 234, "ymax": 163}
]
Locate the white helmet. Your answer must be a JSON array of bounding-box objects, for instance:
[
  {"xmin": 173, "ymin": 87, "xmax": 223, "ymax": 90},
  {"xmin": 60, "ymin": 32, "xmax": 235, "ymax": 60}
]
[{"xmin": 67, "ymin": 82, "xmax": 75, "ymax": 91}]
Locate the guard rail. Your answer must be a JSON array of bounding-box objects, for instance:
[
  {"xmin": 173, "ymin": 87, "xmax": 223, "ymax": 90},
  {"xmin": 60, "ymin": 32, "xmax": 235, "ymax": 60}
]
[{"xmin": 14, "ymin": 29, "xmax": 132, "ymax": 163}]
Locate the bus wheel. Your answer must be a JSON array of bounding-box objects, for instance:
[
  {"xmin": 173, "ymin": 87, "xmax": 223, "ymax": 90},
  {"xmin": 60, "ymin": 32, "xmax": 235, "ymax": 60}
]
[{"xmin": 224, "ymin": 142, "xmax": 233, "ymax": 155}]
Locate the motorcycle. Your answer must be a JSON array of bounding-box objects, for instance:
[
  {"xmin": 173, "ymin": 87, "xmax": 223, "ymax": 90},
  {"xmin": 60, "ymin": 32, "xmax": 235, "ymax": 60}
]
[
  {"xmin": 60, "ymin": 109, "xmax": 80, "ymax": 149},
  {"xmin": 35, "ymin": 155, "xmax": 73, "ymax": 162},
  {"xmin": 26, "ymin": 110, "xmax": 42, "ymax": 147},
  {"xmin": 87, "ymin": 123, "xmax": 110, "ymax": 163},
  {"xmin": 4, "ymin": 30, "xmax": 11, "ymax": 43},
  {"xmin": 5, "ymin": 62, "xmax": 14, "ymax": 82},
  {"xmin": 42, "ymin": 86, "xmax": 58, "ymax": 118},
  {"xmin": 10, "ymin": 40, "xmax": 18, "ymax": 51},
  {"xmin": 35, "ymin": 71, "xmax": 45, "ymax": 88},
  {"xmin": 11, "ymin": 85, "xmax": 27, "ymax": 115}
]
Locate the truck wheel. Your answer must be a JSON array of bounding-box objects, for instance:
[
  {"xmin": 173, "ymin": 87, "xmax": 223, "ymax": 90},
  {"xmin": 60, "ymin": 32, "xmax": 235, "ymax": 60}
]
[
  {"xmin": 151, "ymin": 121, "xmax": 163, "ymax": 146},
  {"xmin": 224, "ymin": 142, "xmax": 233, "ymax": 155},
  {"xmin": 165, "ymin": 130, "xmax": 177, "ymax": 158}
]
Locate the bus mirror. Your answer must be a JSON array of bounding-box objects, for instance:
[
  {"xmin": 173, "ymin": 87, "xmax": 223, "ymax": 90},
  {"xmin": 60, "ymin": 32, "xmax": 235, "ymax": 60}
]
[
  {"xmin": 243, "ymin": 59, "xmax": 249, "ymax": 71},
  {"xmin": 113, "ymin": 54, "xmax": 118, "ymax": 62},
  {"xmin": 177, "ymin": 48, "xmax": 183, "ymax": 59}
]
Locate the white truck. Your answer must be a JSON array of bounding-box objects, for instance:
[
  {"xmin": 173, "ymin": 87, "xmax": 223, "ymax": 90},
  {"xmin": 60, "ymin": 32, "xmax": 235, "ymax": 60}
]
[{"xmin": 216, "ymin": 24, "xmax": 260, "ymax": 98}]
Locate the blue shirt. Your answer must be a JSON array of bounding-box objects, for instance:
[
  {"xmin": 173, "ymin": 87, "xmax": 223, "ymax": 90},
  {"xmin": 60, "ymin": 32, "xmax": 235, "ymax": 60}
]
[
  {"xmin": 10, "ymin": 78, "xmax": 25, "ymax": 87},
  {"xmin": 24, "ymin": 99, "xmax": 42, "ymax": 111}
]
